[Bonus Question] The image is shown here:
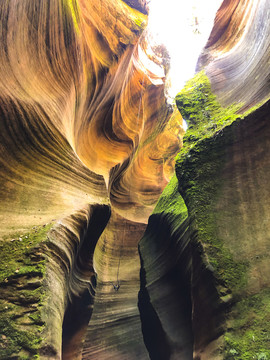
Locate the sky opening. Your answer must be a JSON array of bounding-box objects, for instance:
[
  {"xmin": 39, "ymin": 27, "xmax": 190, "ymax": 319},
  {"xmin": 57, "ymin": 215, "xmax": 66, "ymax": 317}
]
[{"xmin": 146, "ymin": 0, "xmax": 223, "ymax": 99}]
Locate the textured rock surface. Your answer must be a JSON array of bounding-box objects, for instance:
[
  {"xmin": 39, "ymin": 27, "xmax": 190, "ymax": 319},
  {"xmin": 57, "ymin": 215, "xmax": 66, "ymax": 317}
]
[
  {"xmin": 0, "ymin": 0, "xmax": 183, "ymax": 358},
  {"xmin": 139, "ymin": 0, "xmax": 270, "ymax": 355},
  {"xmin": 176, "ymin": 100, "xmax": 270, "ymax": 359},
  {"xmin": 197, "ymin": 0, "xmax": 270, "ymax": 111},
  {"xmin": 1, "ymin": 0, "xmax": 270, "ymax": 359},
  {"xmin": 139, "ymin": 100, "xmax": 270, "ymax": 360},
  {"xmin": 0, "ymin": 0, "xmax": 182, "ymax": 236},
  {"xmin": 82, "ymin": 210, "xmax": 148, "ymax": 359},
  {"xmin": 139, "ymin": 176, "xmax": 193, "ymax": 360}
]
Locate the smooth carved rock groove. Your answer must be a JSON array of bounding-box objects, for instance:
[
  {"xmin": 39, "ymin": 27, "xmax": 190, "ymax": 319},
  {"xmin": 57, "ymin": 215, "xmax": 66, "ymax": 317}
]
[
  {"xmin": 0, "ymin": 0, "xmax": 270, "ymax": 359},
  {"xmin": 0, "ymin": 0, "xmax": 183, "ymax": 358},
  {"xmin": 0, "ymin": 0, "xmax": 182, "ymax": 235},
  {"xmin": 42, "ymin": 204, "xmax": 111, "ymax": 359},
  {"xmin": 82, "ymin": 210, "xmax": 149, "ymax": 359},
  {"xmin": 197, "ymin": 0, "xmax": 270, "ymax": 111}
]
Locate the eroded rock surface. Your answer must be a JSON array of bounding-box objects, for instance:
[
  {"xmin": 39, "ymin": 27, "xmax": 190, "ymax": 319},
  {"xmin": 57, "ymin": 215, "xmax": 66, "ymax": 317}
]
[
  {"xmin": 197, "ymin": 0, "xmax": 270, "ymax": 111},
  {"xmin": 138, "ymin": 1, "xmax": 270, "ymax": 356},
  {"xmin": 0, "ymin": 0, "xmax": 270, "ymax": 359},
  {"xmin": 0, "ymin": 0, "xmax": 182, "ymax": 358}
]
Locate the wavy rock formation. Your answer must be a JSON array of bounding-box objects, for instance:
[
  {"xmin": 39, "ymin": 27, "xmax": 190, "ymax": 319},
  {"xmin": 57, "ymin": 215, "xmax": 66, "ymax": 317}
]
[
  {"xmin": 1, "ymin": 0, "xmax": 270, "ymax": 359},
  {"xmin": 197, "ymin": 0, "xmax": 270, "ymax": 111},
  {"xmin": 0, "ymin": 0, "xmax": 183, "ymax": 358},
  {"xmin": 82, "ymin": 210, "xmax": 148, "ymax": 359},
  {"xmin": 0, "ymin": 0, "xmax": 182, "ymax": 234}
]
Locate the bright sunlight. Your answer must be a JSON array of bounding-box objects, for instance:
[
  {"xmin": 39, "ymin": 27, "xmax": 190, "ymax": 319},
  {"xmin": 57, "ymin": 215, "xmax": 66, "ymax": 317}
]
[{"xmin": 147, "ymin": 0, "xmax": 223, "ymax": 99}]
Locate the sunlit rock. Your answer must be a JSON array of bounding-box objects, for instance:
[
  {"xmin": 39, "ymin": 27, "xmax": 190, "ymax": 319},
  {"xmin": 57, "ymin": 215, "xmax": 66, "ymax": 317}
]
[
  {"xmin": 197, "ymin": 0, "xmax": 270, "ymax": 111},
  {"xmin": 0, "ymin": 0, "xmax": 182, "ymax": 358},
  {"xmin": 1, "ymin": 0, "xmax": 270, "ymax": 359}
]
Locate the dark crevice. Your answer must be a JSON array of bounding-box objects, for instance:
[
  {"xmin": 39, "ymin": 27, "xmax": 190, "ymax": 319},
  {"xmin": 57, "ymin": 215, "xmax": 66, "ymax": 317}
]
[
  {"xmin": 62, "ymin": 204, "xmax": 111, "ymax": 360},
  {"xmin": 138, "ymin": 254, "xmax": 172, "ymax": 360},
  {"xmin": 138, "ymin": 208, "xmax": 228, "ymax": 359},
  {"xmin": 122, "ymin": 0, "xmax": 148, "ymax": 15},
  {"xmin": 138, "ymin": 214, "xmax": 194, "ymax": 359},
  {"xmin": 62, "ymin": 289, "xmax": 94, "ymax": 360},
  {"xmin": 189, "ymin": 228, "xmax": 227, "ymax": 356}
]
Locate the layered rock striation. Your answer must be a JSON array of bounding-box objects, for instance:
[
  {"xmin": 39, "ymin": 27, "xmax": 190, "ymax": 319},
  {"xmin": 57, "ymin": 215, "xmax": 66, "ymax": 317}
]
[
  {"xmin": 0, "ymin": 0, "xmax": 183, "ymax": 358},
  {"xmin": 0, "ymin": 0, "xmax": 182, "ymax": 233},
  {"xmin": 1, "ymin": 0, "xmax": 270, "ymax": 359},
  {"xmin": 197, "ymin": 0, "xmax": 270, "ymax": 111}
]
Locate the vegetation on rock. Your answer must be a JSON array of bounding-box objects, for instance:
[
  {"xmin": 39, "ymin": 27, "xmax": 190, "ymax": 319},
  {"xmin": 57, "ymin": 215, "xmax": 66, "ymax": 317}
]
[
  {"xmin": 175, "ymin": 70, "xmax": 243, "ymax": 156},
  {"xmin": 159, "ymin": 71, "xmax": 270, "ymax": 358},
  {"xmin": 224, "ymin": 288, "xmax": 270, "ymax": 359},
  {"xmin": 0, "ymin": 224, "xmax": 52, "ymax": 359},
  {"xmin": 153, "ymin": 174, "xmax": 187, "ymax": 220},
  {"xmin": 174, "ymin": 70, "xmax": 249, "ymax": 294}
]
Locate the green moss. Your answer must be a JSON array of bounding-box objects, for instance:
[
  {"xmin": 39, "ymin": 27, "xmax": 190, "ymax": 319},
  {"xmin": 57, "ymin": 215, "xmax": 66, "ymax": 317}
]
[
  {"xmin": 173, "ymin": 71, "xmax": 270, "ymax": 358},
  {"xmin": 1, "ymin": 318, "xmax": 41, "ymax": 351},
  {"xmin": 28, "ymin": 311, "xmax": 45, "ymax": 326},
  {"xmin": 175, "ymin": 70, "xmax": 242, "ymax": 157},
  {"xmin": 0, "ymin": 224, "xmax": 51, "ymax": 282},
  {"xmin": 176, "ymin": 135, "xmax": 248, "ymax": 293},
  {"xmin": 174, "ymin": 71, "xmax": 251, "ymax": 293},
  {"xmin": 0, "ymin": 224, "xmax": 52, "ymax": 358},
  {"xmin": 0, "ymin": 301, "xmax": 43, "ymax": 358},
  {"xmin": 224, "ymin": 289, "xmax": 270, "ymax": 359},
  {"xmin": 175, "ymin": 70, "xmax": 266, "ymax": 159},
  {"xmin": 153, "ymin": 174, "xmax": 188, "ymax": 221},
  {"xmin": 174, "ymin": 73, "xmax": 270, "ymax": 294}
]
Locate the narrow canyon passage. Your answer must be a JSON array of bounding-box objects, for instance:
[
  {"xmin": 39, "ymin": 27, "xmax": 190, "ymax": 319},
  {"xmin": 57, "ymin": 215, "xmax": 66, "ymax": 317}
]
[
  {"xmin": 61, "ymin": 205, "xmax": 111, "ymax": 359},
  {"xmin": 0, "ymin": 0, "xmax": 270, "ymax": 359},
  {"xmin": 82, "ymin": 210, "xmax": 149, "ymax": 359},
  {"xmin": 139, "ymin": 215, "xmax": 194, "ymax": 360}
]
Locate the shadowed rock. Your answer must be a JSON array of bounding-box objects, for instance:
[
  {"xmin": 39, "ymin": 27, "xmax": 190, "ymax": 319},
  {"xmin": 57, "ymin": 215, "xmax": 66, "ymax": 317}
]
[{"xmin": 0, "ymin": 0, "xmax": 270, "ymax": 359}]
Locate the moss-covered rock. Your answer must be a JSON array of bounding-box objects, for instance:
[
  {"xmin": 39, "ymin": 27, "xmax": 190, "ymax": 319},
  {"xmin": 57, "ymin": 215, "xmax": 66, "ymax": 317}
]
[
  {"xmin": 0, "ymin": 224, "xmax": 52, "ymax": 359},
  {"xmin": 173, "ymin": 71, "xmax": 270, "ymax": 358},
  {"xmin": 175, "ymin": 70, "xmax": 242, "ymax": 157},
  {"xmin": 224, "ymin": 288, "xmax": 270, "ymax": 359},
  {"xmin": 138, "ymin": 174, "xmax": 193, "ymax": 359},
  {"xmin": 153, "ymin": 174, "xmax": 188, "ymax": 220}
]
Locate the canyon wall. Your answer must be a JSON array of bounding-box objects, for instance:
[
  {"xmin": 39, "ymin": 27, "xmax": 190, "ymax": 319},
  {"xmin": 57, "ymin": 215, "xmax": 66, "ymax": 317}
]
[
  {"xmin": 139, "ymin": 0, "xmax": 270, "ymax": 357},
  {"xmin": 0, "ymin": 0, "xmax": 270, "ymax": 359},
  {"xmin": 0, "ymin": 0, "xmax": 183, "ymax": 358}
]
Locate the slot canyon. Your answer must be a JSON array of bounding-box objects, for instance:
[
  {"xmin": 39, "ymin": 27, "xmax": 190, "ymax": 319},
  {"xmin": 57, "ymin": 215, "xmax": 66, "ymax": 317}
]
[{"xmin": 0, "ymin": 0, "xmax": 269, "ymax": 359}]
